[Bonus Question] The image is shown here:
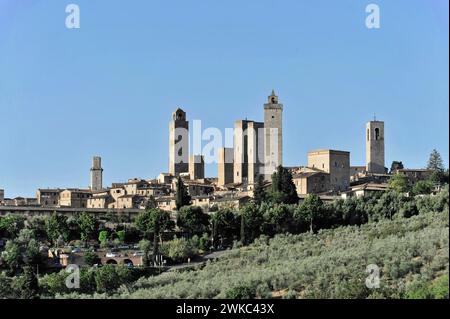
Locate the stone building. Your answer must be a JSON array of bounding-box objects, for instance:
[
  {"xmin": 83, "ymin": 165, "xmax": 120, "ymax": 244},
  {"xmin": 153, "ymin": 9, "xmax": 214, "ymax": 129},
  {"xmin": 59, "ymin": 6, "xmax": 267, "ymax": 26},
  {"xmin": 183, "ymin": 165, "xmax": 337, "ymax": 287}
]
[
  {"xmin": 349, "ymin": 166, "xmax": 366, "ymax": 181},
  {"xmin": 191, "ymin": 195, "xmax": 211, "ymax": 210},
  {"xmin": 169, "ymin": 108, "xmax": 189, "ymax": 176},
  {"xmin": 218, "ymin": 147, "xmax": 234, "ymax": 186},
  {"xmin": 247, "ymin": 121, "xmax": 265, "ymax": 185},
  {"xmin": 233, "ymin": 120, "xmax": 264, "ymax": 185},
  {"xmin": 189, "ymin": 155, "xmax": 205, "ymax": 180},
  {"xmin": 0, "ymin": 189, "xmax": 4, "ymax": 203},
  {"xmin": 155, "ymin": 196, "xmax": 176, "ymax": 211},
  {"xmin": 366, "ymin": 120, "xmax": 385, "ymax": 174},
  {"xmin": 90, "ymin": 156, "xmax": 103, "ymax": 191},
  {"xmin": 292, "ymin": 170, "xmax": 331, "ymax": 195},
  {"xmin": 264, "ymin": 90, "xmax": 283, "ymax": 179},
  {"xmin": 342, "ymin": 183, "xmax": 388, "ymax": 198},
  {"xmin": 210, "ymin": 194, "xmax": 250, "ymax": 210},
  {"xmin": 109, "ymin": 186, "xmax": 127, "ymax": 207},
  {"xmin": 36, "ymin": 189, "xmax": 62, "ymax": 207},
  {"xmin": 308, "ymin": 149, "xmax": 350, "ymax": 193},
  {"xmin": 87, "ymin": 190, "xmax": 114, "ymax": 209},
  {"xmin": 3, "ymin": 197, "xmax": 38, "ymax": 206},
  {"xmin": 157, "ymin": 173, "xmax": 174, "ymax": 185},
  {"xmin": 116, "ymin": 194, "xmax": 141, "ymax": 209},
  {"xmin": 59, "ymin": 189, "xmax": 92, "ymax": 208},
  {"xmin": 395, "ymin": 168, "xmax": 433, "ymax": 186},
  {"xmin": 172, "ymin": 178, "xmax": 214, "ymax": 197},
  {"xmin": 232, "ymin": 91, "xmax": 283, "ymax": 185},
  {"xmin": 122, "ymin": 178, "xmax": 165, "ymax": 196}
]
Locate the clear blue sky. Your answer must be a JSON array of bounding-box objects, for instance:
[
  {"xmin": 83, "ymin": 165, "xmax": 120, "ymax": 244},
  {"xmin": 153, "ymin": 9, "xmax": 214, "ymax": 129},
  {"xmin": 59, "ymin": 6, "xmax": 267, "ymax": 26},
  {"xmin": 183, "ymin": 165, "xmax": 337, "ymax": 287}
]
[{"xmin": 0, "ymin": 0, "xmax": 448, "ymax": 197}]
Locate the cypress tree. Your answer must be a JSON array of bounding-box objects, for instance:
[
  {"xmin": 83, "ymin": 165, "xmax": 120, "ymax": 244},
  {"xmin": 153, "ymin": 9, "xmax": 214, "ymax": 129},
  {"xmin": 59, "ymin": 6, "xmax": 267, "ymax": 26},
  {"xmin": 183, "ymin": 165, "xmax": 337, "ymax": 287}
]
[
  {"xmin": 270, "ymin": 165, "xmax": 299, "ymax": 204},
  {"xmin": 253, "ymin": 175, "xmax": 267, "ymax": 205},
  {"xmin": 175, "ymin": 177, "xmax": 191, "ymax": 210}
]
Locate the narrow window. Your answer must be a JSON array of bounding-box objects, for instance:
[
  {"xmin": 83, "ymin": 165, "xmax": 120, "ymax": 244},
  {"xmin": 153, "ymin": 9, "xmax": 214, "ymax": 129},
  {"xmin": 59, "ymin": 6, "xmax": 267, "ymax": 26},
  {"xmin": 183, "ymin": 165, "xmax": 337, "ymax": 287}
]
[{"xmin": 375, "ymin": 128, "xmax": 380, "ymax": 140}]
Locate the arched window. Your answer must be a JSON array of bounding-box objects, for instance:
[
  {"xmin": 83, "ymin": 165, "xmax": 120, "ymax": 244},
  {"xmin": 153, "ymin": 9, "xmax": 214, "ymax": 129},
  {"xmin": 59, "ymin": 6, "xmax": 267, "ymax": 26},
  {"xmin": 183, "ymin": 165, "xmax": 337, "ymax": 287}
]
[{"xmin": 375, "ymin": 128, "xmax": 380, "ymax": 140}]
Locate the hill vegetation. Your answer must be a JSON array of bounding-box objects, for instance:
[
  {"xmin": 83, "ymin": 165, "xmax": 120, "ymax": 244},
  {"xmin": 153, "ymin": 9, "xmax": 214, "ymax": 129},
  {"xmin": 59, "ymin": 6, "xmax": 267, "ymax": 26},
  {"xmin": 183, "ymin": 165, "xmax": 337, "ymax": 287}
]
[{"xmin": 55, "ymin": 198, "xmax": 448, "ymax": 299}]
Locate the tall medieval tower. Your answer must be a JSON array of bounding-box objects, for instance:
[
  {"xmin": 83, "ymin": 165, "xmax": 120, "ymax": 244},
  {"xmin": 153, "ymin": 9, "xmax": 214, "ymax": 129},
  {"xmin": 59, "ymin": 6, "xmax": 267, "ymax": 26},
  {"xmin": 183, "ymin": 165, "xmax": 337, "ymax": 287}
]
[
  {"xmin": 264, "ymin": 90, "xmax": 283, "ymax": 179},
  {"xmin": 169, "ymin": 108, "xmax": 189, "ymax": 176},
  {"xmin": 366, "ymin": 120, "xmax": 385, "ymax": 174},
  {"xmin": 90, "ymin": 156, "xmax": 103, "ymax": 191}
]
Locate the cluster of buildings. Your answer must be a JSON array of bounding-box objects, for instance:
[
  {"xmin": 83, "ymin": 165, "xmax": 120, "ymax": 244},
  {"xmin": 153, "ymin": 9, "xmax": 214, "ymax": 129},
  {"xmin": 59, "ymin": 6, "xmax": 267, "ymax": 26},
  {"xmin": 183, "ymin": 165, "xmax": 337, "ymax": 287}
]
[{"xmin": 0, "ymin": 91, "xmax": 435, "ymax": 212}]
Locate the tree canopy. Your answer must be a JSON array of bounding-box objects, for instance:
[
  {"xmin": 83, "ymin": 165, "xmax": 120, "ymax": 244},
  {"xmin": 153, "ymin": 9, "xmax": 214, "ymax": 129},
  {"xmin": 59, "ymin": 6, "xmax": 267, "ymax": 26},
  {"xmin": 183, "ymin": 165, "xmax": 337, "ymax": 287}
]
[
  {"xmin": 427, "ymin": 149, "xmax": 445, "ymax": 172},
  {"xmin": 45, "ymin": 213, "xmax": 70, "ymax": 245},
  {"xmin": 136, "ymin": 208, "xmax": 175, "ymax": 260},
  {"xmin": 388, "ymin": 173, "xmax": 410, "ymax": 193},
  {"xmin": 269, "ymin": 166, "xmax": 299, "ymax": 204},
  {"xmin": 76, "ymin": 212, "xmax": 97, "ymax": 243},
  {"xmin": 253, "ymin": 175, "xmax": 267, "ymax": 205},
  {"xmin": 177, "ymin": 206, "xmax": 210, "ymax": 236}
]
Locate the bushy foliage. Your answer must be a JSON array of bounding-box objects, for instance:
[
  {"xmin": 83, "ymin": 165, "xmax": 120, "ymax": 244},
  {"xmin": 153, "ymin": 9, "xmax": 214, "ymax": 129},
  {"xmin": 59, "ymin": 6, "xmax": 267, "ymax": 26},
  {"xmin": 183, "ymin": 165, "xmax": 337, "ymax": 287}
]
[
  {"xmin": 388, "ymin": 174, "xmax": 410, "ymax": 193},
  {"xmin": 75, "ymin": 212, "xmax": 98, "ymax": 243},
  {"xmin": 136, "ymin": 208, "xmax": 175, "ymax": 261},
  {"xmin": 45, "ymin": 213, "xmax": 70, "ymax": 245},
  {"xmin": 40, "ymin": 265, "xmax": 140, "ymax": 296},
  {"xmin": 177, "ymin": 206, "xmax": 210, "ymax": 236},
  {"xmin": 84, "ymin": 251, "xmax": 100, "ymax": 266},
  {"xmin": 160, "ymin": 237, "xmax": 198, "ymax": 263},
  {"xmin": 0, "ymin": 214, "xmax": 25, "ymax": 239},
  {"xmin": 405, "ymin": 275, "xmax": 449, "ymax": 299},
  {"xmin": 211, "ymin": 209, "xmax": 239, "ymax": 248},
  {"xmin": 240, "ymin": 204, "xmax": 264, "ymax": 244},
  {"xmin": 13, "ymin": 266, "xmax": 39, "ymax": 299},
  {"xmin": 225, "ymin": 283, "xmax": 256, "ymax": 299},
  {"xmin": 412, "ymin": 180, "xmax": 434, "ymax": 196}
]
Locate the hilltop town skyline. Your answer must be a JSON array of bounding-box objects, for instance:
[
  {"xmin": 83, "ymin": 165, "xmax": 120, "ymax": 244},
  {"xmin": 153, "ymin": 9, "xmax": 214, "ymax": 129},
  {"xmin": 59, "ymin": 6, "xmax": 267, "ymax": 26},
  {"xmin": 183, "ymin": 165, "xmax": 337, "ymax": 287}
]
[
  {"xmin": 1, "ymin": 1, "xmax": 448, "ymax": 197},
  {"xmin": 1, "ymin": 93, "xmax": 448, "ymax": 198},
  {"xmin": 0, "ymin": 91, "xmax": 446, "ymax": 199}
]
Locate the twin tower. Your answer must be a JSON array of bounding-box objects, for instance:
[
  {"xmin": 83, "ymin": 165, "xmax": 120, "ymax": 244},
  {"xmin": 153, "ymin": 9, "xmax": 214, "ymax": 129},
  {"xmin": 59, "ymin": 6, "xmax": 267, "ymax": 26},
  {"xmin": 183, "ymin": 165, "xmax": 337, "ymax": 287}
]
[{"xmin": 169, "ymin": 91, "xmax": 283, "ymax": 185}]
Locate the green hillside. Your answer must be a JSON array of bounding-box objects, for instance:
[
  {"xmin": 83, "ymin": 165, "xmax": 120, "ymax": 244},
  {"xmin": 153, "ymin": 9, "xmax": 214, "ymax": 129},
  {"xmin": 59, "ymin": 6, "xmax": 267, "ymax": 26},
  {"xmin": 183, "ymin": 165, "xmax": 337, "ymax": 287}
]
[{"xmin": 59, "ymin": 208, "xmax": 449, "ymax": 299}]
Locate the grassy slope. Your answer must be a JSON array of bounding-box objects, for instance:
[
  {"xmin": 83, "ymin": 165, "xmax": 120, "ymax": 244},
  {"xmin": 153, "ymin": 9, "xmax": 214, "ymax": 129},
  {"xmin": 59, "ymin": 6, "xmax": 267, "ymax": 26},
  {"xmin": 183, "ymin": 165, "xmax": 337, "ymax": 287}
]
[
  {"xmin": 56, "ymin": 210, "xmax": 448, "ymax": 299},
  {"xmin": 111, "ymin": 210, "xmax": 448, "ymax": 299}
]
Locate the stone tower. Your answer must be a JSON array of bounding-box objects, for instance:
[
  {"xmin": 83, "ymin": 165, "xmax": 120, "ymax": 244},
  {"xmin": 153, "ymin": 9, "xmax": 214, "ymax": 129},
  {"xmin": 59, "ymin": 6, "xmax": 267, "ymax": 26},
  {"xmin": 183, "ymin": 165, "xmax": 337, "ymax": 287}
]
[
  {"xmin": 169, "ymin": 108, "xmax": 189, "ymax": 176},
  {"xmin": 218, "ymin": 147, "xmax": 234, "ymax": 186},
  {"xmin": 366, "ymin": 120, "xmax": 385, "ymax": 174},
  {"xmin": 90, "ymin": 156, "xmax": 103, "ymax": 191},
  {"xmin": 189, "ymin": 155, "xmax": 205, "ymax": 180},
  {"xmin": 264, "ymin": 90, "xmax": 283, "ymax": 179},
  {"xmin": 233, "ymin": 120, "xmax": 264, "ymax": 184}
]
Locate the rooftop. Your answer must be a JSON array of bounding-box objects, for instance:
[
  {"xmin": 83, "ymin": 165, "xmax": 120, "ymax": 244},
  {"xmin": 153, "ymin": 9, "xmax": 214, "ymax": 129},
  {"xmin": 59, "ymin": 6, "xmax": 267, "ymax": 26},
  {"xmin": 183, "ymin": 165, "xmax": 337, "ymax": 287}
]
[{"xmin": 308, "ymin": 149, "xmax": 350, "ymax": 155}]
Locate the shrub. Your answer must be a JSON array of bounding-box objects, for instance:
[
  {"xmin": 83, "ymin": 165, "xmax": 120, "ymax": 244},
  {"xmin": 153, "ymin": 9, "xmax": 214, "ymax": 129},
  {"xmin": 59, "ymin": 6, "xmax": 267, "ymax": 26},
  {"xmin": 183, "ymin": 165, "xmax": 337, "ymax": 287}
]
[
  {"xmin": 225, "ymin": 283, "xmax": 256, "ymax": 299},
  {"xmin": 160, "ymin": 237, "xmax": 197, "ymax": 263},
  {"xmin": 84, "ymin": 251, "xmax": 100, "ymax": 266}
]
